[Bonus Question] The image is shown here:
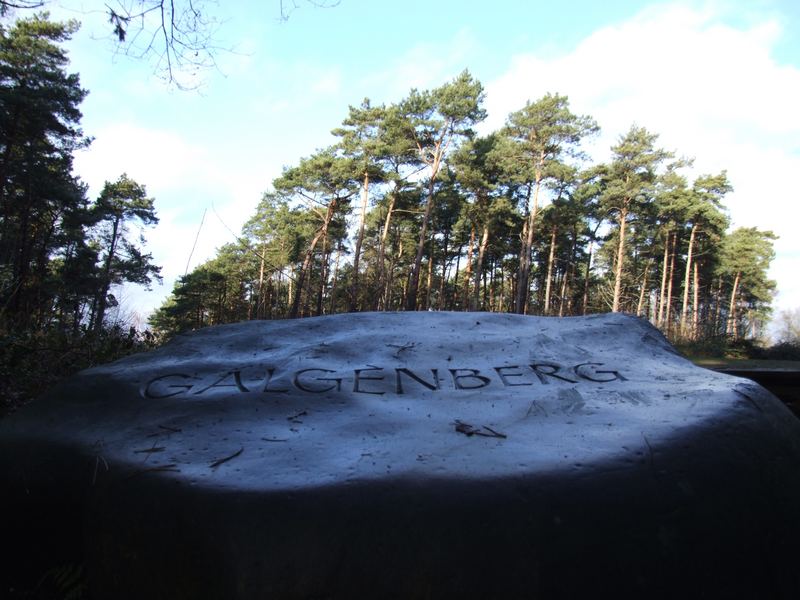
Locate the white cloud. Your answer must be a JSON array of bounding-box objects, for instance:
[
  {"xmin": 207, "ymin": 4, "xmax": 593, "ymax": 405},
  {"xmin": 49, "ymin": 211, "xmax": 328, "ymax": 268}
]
[
  {"xmin": 73, "ymin": 122, "xmax": 273, "ymax": 319},
  {"xmin": 483, "ymin": 2, "xmax": 800, "ymax": 313},
  {"xmin": 74, "ymin": 124, "xmax": 209, "ymax": 196}
]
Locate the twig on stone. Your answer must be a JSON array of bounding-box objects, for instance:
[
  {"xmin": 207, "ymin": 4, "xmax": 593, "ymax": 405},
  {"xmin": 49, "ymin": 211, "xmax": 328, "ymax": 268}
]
[
  {"xmin": 147, "ymin": 424, "xmax": 183, "ymax": 437},
  {"xmin": 133, "ymin": 446, "xmax": 166, "ymax": 454},
  {"xmin": 386, "ymin": 342, "xmax": 415, "ymax": 358},
  {"xmin": 287, "ymin": 410, "xmax": 308, "ymax": 423},
  {"xmin": 481, "ymin": 425, "xmax": 508, "ymax": 439},
  {"xmin": 454, "ymin": 420, "xmax": 507, "ymax": 439},
  {"xmin": 126, "ymin": 464, "xmax": 181, "ymax": 479},
  {"xmin": 209, "ymin": 447, "xmax": 244, "ymax": 468}
]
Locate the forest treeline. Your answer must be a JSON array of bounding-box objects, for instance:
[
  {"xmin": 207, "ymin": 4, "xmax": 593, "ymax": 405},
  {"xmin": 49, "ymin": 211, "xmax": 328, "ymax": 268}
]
[
  {"xmin": 0, "ymin": 14, "xmax": 780, "ymax": 409},
  {"xmin": 0, "ymin": 16, "xmax": 161, "ymax": 408},
  {"xmin": 150, "ymin": 72, "xmax": 776, "ymax": 344}
]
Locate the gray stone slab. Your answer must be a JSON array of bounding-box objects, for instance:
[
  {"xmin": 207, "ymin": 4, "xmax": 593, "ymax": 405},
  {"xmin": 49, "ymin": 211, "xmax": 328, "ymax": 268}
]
[{"xmin": 2, "ymin": 312, "xmax": 800, "ymax": 598}]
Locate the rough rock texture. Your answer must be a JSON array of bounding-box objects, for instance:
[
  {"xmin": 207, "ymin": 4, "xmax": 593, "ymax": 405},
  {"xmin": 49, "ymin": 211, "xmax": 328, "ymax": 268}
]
[{"xmin": 2, "ymin": 312, "xmax": 800, "ymax": 598}]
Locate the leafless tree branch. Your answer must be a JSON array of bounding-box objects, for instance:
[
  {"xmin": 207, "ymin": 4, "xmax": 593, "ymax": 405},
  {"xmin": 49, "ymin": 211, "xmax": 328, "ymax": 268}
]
[
  {"xmin": 3, "ymin": 1, "xmax": 344, "ymax": 89},
  {"xmin": 104, "ymin": 0, "xmax": 223, "ymax": 89}
]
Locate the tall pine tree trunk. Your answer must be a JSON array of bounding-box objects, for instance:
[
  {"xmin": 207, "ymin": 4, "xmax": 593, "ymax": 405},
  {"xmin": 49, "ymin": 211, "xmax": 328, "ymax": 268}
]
[
  {"xmin": 692, "ymin": 260, "xmax": 700, "ymax": 340},
  {"xmin": 657, "ymin": 230, "xmax": 671, "ymax": 327},
  {"xmin": 407, "ymin": 178, "xmax": 437, "ymax": 311},
  {"xmin": 349, "ymin": 171, "xmax": 369, "ymax": 311},
  {"xmin": 612, "ymin": 208, "xmax": 628, "ymax": 313},
  {"xmin": 559, "ymin": 226, "xmax": 577, "ymax": 317},
  {"xmin": 316, "ymin": 234, "xmax": 330, "ymax": 316},
  {"xmin": 437, "ymin": 229, "xmax": 450, "ymax": 310},
  {"xmin": 287, "ymin": 266, "xmax": 294, "ymax": 318},
  {"xmin": 665, "ymin": 239, "xmax": 677, "ymax": 335},
  {"xmin": 582, "ymin": 239, "xmax": 594, "ymax": 315},
  {"xmin": 464, "ymin": 224, "xmax": 475, "ymax": 309},
  {"xmin": 452, "ymin": 243, "xmax": 462, "ymax": 308},
  {"xmin": 256, "ymin": 243, "xmax": 266, "ymax": 319},
  {"xmin": 544, "ymin": 224, "xmax": 557, "ymax": 315},
  {"xmin": 329, "ymin": 243, "xmax": 343, "ymax": 314},
  {"xmin": 727, "ymin": 271, "xmax": 741, "ymax": 337},
  {"xmin": 636, "ymin": 258, "xmax": 652, "ymax": 317},
  {"xmin": 289, "ymin": 200, "xmax": 336, "ymax": 319},
  {"xmin": 558, "ymin": 263, "xmax": 570, "ymax": 317},
  {"xmin": 376, "ymin": 190, "xmax": 396, "ymax": 310},
  {"xmin": 425, "ymin": 239, "xmax": 435, "ymax": 310},
  {"xmin": 93, "ymin": 215, "xmax": 121, "ymax": 333},
  {"xmin": 515, "ymin": 177, "xmax": 540, "ymax": 314},
  {"xmin": 680, "ymin": 223, "xmax": 698, "ymax": 336},
  {"xmin": 472, "ymin": 223, "xmax": 490, "ymax": 311}
]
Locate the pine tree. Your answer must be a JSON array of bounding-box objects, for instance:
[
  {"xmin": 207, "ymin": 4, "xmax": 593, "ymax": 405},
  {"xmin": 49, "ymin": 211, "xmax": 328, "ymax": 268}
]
[
  {"xmin": 497, "ymin": 94, "xmax": 598, "ymax": 314},
  {"xmin": 718, "ymin": 227, "xmax": 776, "ymax": 339},
  {"xmin": 599, "ymin": 126, "xmax": 670, "ymax": 313},
  {"xmin": 0, "ymin": 15, "xmax": 90, "ymax": 329},
  {"xmin": 89, "ymin": 174, "xmax": 161, "ymax": 332},
  {"xmin": 400, "ymin": 70, "xmax": 486, "ymax": 311}
]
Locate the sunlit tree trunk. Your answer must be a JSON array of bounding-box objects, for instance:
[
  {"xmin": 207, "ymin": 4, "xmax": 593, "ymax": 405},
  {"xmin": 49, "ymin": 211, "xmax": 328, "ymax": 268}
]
[
  {"xmin": 489, "ymin": 257, "xmax": 496, "ymax": 311},
  {"xmin": 290, "ymin": 200, "xmax": 336, "ymax": 319},
  {"xmin": 256, "ymin": 243, "xmax": 266, "ymax": 319},
  {"xmin": 349, "ymin": 171, "xmax": 369, "ymax": 311},
  {"xmin": 425, "ymin": 240, "xmax": 435, "ymax": 310},
  {"xmin": 464, "ymin": 224, "xmax": 475, "ymax": 309},
  {"xmin": 452, "ymin": 243, "xmax": 462, "ymax": 309},
  {"xmin": 558, "ymin": 267, "xmax": 569, "ymax": 317},
  {"xmin": 692, "ymin": 260, "xmax": 700, "ymax": 340},
  {"xmin": 665, "ymin": 240, "xmax": 677, "ymax": 335},
  {"xmin": 544, "ymin": 224, "xmax": 557, "ymax": 315},
  {"xmin": 582, "ymin": 239, "xmax": 594, "ymax": 315},
  {"xmin": 316, "ymin": 235, "xmax": 330, "ymax": 316},
  {"xmin": 612, "ymin": 206, "xmax": 628, "ymax": 313},
  {"xmin": 636, "ymin": 258, "xmax": 652, "ymax": 317},
  {"xmin": 473, "ymin": 223, "xmax": 490, "ymax": 311},
  {"xmin": 287, "ymin": 266, "xmax": 294, "ymax": 317},
  {"xmin": 375, "ymin": 190, "xmax": 396, "ymax": 310},
  {"xmin": 516, "ymin": 179, "xmax": 539, "ymax": 314},
  {"xmin": 727, "ymin": 271, "xmax": 741, "ymax": 337},
  {"xmin": 559, "ymin": 227, "xmax": 577, "ymax": 317},
  {"xmin": 680, "ymin": 223, "xmax": 698, "ymax": 336},
  {"xmin": 657, "ymin": 231, "xmax": 670, "ymax": 327},
  {"xmin": 408, "ymin": 160, "xmax": 443, "ymax": 310},
  {"xmin": 438, "ymin": 229, "xmax": 450, "ymax": 310},
  {"xmin": 330, "ymin": 242, "xmax": 343, "ymax": 314}
]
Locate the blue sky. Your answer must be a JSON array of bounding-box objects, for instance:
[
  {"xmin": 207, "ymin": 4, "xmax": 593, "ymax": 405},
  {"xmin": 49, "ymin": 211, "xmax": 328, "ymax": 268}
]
[{"xmin": 41, "ymin": 0, "xmax": 800, "ymax": 329}]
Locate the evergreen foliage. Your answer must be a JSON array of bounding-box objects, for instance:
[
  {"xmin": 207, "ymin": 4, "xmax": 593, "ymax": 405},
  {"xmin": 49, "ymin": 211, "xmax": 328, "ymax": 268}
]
[
  {"xmin": 150, "ymin": 80, "xmax": 778, "ymax": 348},
  {"xmin": 0, "ymin": 15, "xmax": 162, "ymax": 410}
]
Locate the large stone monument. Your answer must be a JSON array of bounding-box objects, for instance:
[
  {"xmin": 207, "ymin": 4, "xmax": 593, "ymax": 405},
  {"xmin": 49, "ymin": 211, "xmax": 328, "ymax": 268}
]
[{"xmin": 2, "ymin": 312, "xmax": 800, "ymax": 598}]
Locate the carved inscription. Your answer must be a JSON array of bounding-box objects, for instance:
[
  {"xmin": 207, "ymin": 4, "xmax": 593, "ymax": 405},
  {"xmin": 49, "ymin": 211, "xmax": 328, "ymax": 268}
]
[{"xmin": 142, "ymin": 362, "xmax": 627, "ymax": 399}]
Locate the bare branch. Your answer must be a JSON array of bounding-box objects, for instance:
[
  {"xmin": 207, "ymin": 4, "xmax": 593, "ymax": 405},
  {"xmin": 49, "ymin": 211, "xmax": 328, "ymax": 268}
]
[
  {"xmin": 104, "ymin": 1, "xmax": 225, "ymax": 89},
  {"xmin": 5, "ymin": 1, "xmax": 343, "ymax": 89},
  {"xmin": 0, "ymin": 1, "xmax": 45, "ymax": 15}
]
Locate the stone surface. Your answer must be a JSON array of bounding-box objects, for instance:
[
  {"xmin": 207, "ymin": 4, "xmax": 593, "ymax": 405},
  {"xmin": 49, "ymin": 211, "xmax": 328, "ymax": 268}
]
[{"xmin": 2, "ymin": 312, "xmax": 800, "ymax": 598}]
